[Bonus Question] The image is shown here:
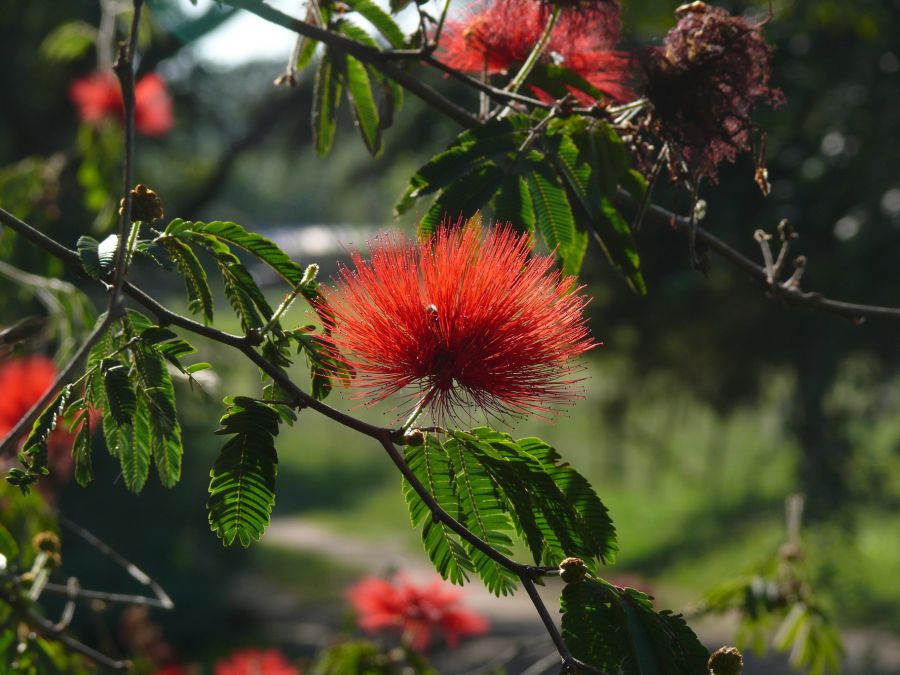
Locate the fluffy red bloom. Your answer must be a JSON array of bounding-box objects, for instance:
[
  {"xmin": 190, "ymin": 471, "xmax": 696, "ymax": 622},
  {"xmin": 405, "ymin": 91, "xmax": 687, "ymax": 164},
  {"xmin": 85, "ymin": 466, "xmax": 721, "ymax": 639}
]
[
  {"xmin": 69, "ymin": 71, "xmax": 174, "ymax": 136},
  {"xmin": 322, "ymin": 221, "xmax": 594, "ymax": 423},
  {"xmin": 439, "ymin": 0, "xmax": 634, "ymax": 103},
  {"xmin": 347, "ymin": 575, "xmax": 488, "ymax": 651},
  {"xmin": 213, "ymin": 648, "xmax": 300, "ymax": 675},
  {"xmin": 640, "ymin": 2, "xmax": 784, "ymax": 183},
  {"xmin": 0, "ymin": 356, "xmax": 74, "ymax": 453}
]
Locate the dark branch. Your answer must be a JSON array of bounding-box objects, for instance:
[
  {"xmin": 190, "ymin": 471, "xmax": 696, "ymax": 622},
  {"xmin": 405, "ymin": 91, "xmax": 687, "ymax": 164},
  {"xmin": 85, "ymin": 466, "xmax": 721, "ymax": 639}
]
[{"xmin": 627, "ymin": 193, "xmax": 900, "ymax": 323}]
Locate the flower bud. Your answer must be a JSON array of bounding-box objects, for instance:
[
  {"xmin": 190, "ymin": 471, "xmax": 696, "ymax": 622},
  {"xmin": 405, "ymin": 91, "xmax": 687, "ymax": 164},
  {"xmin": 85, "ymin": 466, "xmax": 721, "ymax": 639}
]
[
  {"xmin": 403, "ymin": 429, "xmax": 426, "ymax": 447},
  {"xmin": 120, "ymin": 183, "xmax": 164, "ymax": 222},
  {"xmin": 559, "ymin": 556, "xmax": 587, "ymax": 584},
  {"xmin": 33, "ymin": 531, "xmax": 61, "ymax": 554},
  {"xmin": 708, "ymin": 646, "xmax": 743, "ymax": 675}
]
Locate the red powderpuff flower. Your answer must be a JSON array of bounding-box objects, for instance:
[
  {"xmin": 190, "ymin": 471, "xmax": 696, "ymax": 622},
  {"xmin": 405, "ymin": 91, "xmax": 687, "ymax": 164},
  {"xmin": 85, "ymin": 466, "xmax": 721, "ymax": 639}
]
[
  {"xmin": 640, "ymin": 2, "xmax": 784, "ymax": 183},
  {"xmin": 439, "ymin": 0, "xmax": 633, "ymax": 103},
  {"xmin": 348, "ymin": 575, "xmax": 488, "ymax": 651},
  {"xmin": 214, "ymin": 648, "xmax": 300, "ymax": 675},
  {"xmin": 322, "ymin": 220, "xmax": 594, "ymax": 423},
  {"xmin": 69, "ymin": 71, "xmax": 174, "ymax": 136},
  {"xmin": 0, "ymin": 356, "xmax": 75, "ymax": 453}
]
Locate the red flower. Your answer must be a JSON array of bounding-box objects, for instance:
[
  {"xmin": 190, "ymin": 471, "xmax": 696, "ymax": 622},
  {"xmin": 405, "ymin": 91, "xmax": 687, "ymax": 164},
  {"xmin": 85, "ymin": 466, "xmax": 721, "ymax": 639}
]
[
  {"xmin": 69, "ymin": 71, "xmax": 174, "ymax": 136},
  {"xmin": 0, "ymin": 356, "xmax": 74, "ymax": 453},
  {"xmin": 322, "ymin": 220, "xmax": 594, "ymax": 423},
  {"xmin": 214, "ymin": 648, "xmax": 300, "ymax": 675},
  {"xmin": 348, "ymin": 575, "xmax": 488, "ymax": 651},
  {"xmin": 439, "ymin": 0, "xmax": 633, "ymax": 103}
]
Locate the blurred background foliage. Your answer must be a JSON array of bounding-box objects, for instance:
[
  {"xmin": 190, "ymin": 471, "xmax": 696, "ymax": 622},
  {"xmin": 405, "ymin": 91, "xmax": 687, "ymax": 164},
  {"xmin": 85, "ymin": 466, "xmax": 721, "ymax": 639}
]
[{"xmin": 1, "ymin": 0, "xmax": 899, "ymax": 672}]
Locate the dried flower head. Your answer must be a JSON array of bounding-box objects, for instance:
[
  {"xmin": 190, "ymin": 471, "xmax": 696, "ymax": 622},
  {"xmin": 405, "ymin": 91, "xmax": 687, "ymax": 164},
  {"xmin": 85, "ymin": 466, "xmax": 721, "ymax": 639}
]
[
  {"xmin": 439, "ymin": 0, "xmax": 633, "ymax": 103},
  {"xmin": 348, "ymin": 575, "xmax": 488, "ymax": 651},
  {"xmin": 708, "ymin": 646, "xmax": 744, "ymax": 675},
  {"xmin": 120, "ymin": 183, "xmax": 164, "ymax": 222},
  {"xmin": 70, "ymin": 71, "xmax": 174, "ymax": 136},
  {"xmin": 641, "ymin": 2, "xmax": 784, "ymax": 183},
  {"xmin": 322, "ymin": 220, "xmax": 594, "ymax": 423}
]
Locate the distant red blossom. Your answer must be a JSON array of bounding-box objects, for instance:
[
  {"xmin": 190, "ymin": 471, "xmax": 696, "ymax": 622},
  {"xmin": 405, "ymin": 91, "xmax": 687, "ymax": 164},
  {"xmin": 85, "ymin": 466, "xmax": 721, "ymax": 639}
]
[
  {"xmin": 439, "ymin": 0, "xmax": 634, "ymax": 103},
  {"xmin": 348, "ymin": 575, "xmax": 488, "ymax": 651},
  {"xmin": 640, "ymin": 2, "xmax": 784, "ymax": 182},
  {"xmin": 70, "ymin": 71, "xmax": 174, "ymax": 136},
  {"xmin": 213, "ymin": 648, "xmax": 300, "ymax": 675},
  {"xmin": 0, "ymin": 355, "xmax": 74, "ymax": 458},
  {"xmin": 321, "ymin": 220, "xmax": 594, "ymax": 422}
]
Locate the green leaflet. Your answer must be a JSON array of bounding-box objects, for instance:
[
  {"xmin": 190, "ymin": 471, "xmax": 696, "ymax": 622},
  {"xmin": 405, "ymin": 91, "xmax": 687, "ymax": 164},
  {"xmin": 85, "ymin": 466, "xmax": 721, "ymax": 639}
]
[
  {"xmin": 397, "ymin": 116, "xmax": 527, "ymax": 215},
  {"xmin": 72, "ymin": 413, "xmax": 93, "ymax": 487},
  {"xmin": 344, "ymin": 55, "xmax": 382, "ymax": 156},
  {"xmin": 120, "ymin": 392, "xmax": 153, "ymax": 493},
  {"xmin": 101, "ymin": 358, "xmax": 136, "ymax": 425},
  {"xmin": 457, "ymin": 429, "xmax": 617, "ymax": 567},
  {"xmin": 207, "ymin": 397, "xmax": 280, "ymax": 548},
  {"xmin": 313, "ymin": 50, "xmax": 343, "ymax": 157},
  {"xmin": 419, "ymin": 163, "xmax": 507, "ymax": 238},
  {"xmin": 491, "ymin": 174, "xmax": 535, "ymax": 232},
  {"xmin": 561, "ymin": 578, "xmax": 708, "ymax": 675},
  {"xmin": 444, "ymin": 433, "xmax": 519, "ymax": 596},
  {"xmin": 524, "ymin": 163, "xmax": 578, "ymax": 272},
  {"xmin": 403, "ymin": 439, "xmax": 475, "ymax": 586},
  {"xmin": 159, "ymin": 236, "xmax": 214, "ymax": 323},
  {"xmin": 166, "ymin": 219, "xmax": 305, "ymax": 285},
  {"xmin": 342, "ymin": 0, "xmax": 405, "ymax": 48}
]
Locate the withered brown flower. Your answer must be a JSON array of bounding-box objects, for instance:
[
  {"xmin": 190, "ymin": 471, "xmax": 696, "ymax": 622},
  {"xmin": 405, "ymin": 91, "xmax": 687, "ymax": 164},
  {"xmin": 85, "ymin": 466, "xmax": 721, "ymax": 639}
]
[{"xmin": 641, "ymin": 2, "xmax": 784, "ymax": 184}]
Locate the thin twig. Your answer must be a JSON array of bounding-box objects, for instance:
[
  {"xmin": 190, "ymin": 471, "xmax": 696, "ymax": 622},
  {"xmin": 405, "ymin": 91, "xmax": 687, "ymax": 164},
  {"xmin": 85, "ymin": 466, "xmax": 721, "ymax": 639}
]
[
  {"xmin": 58, "ymin": 514, "xmax": 174, "ymax": 610},
  {"xmin": 1, "ymin": 587, "xmax": 130, "ymax": 671},
  {"xmin": 108, "ymin": 0, "xmax": 144, "ymax": 308}
]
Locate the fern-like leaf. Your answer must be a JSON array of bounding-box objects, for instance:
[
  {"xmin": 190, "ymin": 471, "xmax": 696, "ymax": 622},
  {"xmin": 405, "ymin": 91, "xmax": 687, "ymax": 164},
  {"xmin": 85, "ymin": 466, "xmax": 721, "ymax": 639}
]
[
  {"xmin": 207, "ymin": 397, "xmax": 280, "ymax": 547},
  {"xmin": 403, "ymin": 437, "xmax": 475, "ymax": 586}
]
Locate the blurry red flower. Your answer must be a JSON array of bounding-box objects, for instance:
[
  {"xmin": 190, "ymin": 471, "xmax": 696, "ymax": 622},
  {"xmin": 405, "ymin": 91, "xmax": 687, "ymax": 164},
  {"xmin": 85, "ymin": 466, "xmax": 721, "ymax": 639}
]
[
  {"xmin": 0, "ymin": 356, "xmax": 74, "ymax": 454},
  {"xmin": 69, "ymin": 71, "xmax": 174, "ymax": 136},
  {"xmin": 214, "ymin": 648, "xmax": 300, "ymax": 675},
  {"xmin": 640, "ymin": 2, "xmax": 784, "ymax": 183},
  {"xmin": 348, "ymin": 575, "xmax": 488, "ymax": 651},
  {"xmin": 322, "ymin": 220, "xmax": 594, "ymax": 422},
  {"xmin": 439, "ymin": 0, "xmax": 633, "ymax": 103}
]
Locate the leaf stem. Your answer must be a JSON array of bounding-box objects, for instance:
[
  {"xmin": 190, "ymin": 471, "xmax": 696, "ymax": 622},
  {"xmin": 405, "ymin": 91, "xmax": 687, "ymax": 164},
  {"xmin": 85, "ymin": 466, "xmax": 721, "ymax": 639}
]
[{"xmin": 498, "ymin": 4, "xmax": 560, "ymax": 117}]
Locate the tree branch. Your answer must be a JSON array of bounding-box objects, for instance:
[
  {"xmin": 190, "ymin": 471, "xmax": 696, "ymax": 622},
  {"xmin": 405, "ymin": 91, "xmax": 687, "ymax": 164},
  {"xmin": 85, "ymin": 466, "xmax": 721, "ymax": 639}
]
[{"xmin": 626, "ymin": 193, "xmax": 900, "ymax": 323}]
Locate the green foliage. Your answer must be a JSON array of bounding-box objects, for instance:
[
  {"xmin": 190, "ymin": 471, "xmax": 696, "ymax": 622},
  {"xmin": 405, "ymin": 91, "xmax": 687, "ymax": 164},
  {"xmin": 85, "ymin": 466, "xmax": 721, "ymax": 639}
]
[
  {"xmin": 207, "ymin": 396, "xmax": 280, "ymax": 547},
  {"xmin": 288, "ymin": 326, "xmax": 354, "ymax": 401},
  {"xmin": 158, "ymin": 235, "xmax": 214, "ymax": 323},
  {"xmin": 76, "ymin": 234, "xmax": 119, "ymax": 280},
  {"xmin": 403, "ymin": 428, "xmax": 616, "ymax": 595},
  {"xmin": 158, "ymin": 218, "xmax": 328, "ymax": 331},
  {"xmin": 77, "ymin": 313, "xmax": 189, "ymax": 492},
  {"xmin": 312, "ymin": 639, "xmax": 436, "ymax": 675},
  {"xmin": 398, "ymin": 114, "xmax": 644, "ymax": 282},
  {"xmin": 773, "ymin": 604, "xmax": 843, "ymax": 675},
  {"xmin": 6, "ymin": 386, "xmax": 72, "ymax": 492},
  {"xmin": 313, "ymin": 51, "xmax": 344, "ymax": 157},
  {"xmin": 341, "ymin": 0, "xmax": 405, "ymax": 48},
  {"xmin": 561, "ymin": 577, "xmax": 708, "ymax": 675},
  {"xmin": 39, "ymin": 21, "xmax": 96, "ymax": 61},
  {"xmin": 404, "ymin": 438, "xmax": 476, "ymax": 586}
]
